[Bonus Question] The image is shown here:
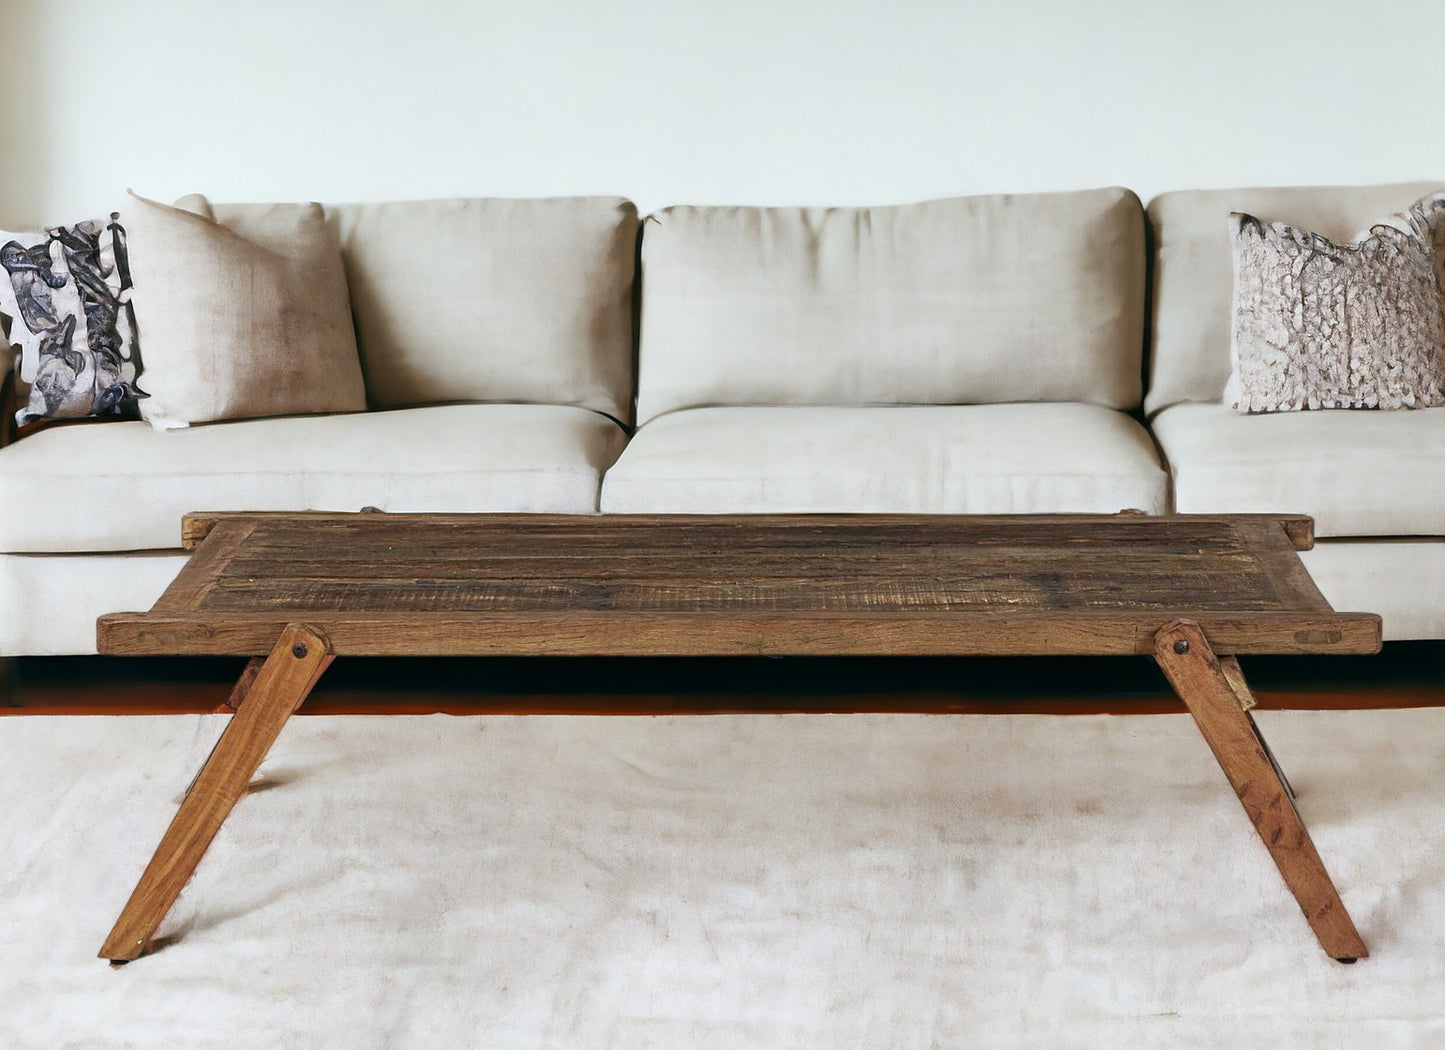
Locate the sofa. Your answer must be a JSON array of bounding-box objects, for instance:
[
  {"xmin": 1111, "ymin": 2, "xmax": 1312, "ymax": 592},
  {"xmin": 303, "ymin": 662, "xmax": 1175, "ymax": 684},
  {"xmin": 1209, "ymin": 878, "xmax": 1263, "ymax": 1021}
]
[{"xmin": 1, "ymin": 181, "xmax": 1440, "ymax": 657}]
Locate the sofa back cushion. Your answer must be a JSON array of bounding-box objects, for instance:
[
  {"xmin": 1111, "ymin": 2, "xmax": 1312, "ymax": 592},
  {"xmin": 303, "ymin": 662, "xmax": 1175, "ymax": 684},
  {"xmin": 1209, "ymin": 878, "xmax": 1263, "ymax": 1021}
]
[
  {"xmin": 212, "ymin": 197, "xmax": 639, "ymax": 423},
  {"xmin": 634, "ymin": 187, "xmax": 1145, "ymax": 425},
  {"xmin": 1145, "ymin": 182, "xmax": 1442, "ymax": 416}
]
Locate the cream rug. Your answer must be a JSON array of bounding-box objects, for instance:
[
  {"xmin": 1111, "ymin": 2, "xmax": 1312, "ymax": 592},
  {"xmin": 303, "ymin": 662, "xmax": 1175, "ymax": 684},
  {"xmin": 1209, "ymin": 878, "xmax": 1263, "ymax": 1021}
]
[{"xmin": 1, "ymin": 709, "xmax": 1442, "ymax": 1049}]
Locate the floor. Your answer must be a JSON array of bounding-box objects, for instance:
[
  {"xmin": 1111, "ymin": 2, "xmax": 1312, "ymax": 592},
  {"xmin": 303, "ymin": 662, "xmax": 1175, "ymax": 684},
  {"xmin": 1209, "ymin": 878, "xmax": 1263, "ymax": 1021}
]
[
  {"xmin": 6, "ymin": 706, "xmax": 1442, "ymax": 1048},
  {"xmin": 5, "ymin": 642, "xmax": 1444, "ymax": 716},
  {"xmin": 6, "ymin": 646, "xmax": 1442, "ymax": 1047}
]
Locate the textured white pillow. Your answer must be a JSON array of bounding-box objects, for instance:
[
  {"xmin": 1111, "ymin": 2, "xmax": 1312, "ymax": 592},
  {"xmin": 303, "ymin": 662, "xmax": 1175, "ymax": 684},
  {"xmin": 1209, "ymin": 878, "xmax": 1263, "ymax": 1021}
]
[
  {"xmin": 1226, "ymin": 193, "xmax": 1445, "ymax": 413},
  {"xmin": 124, "ymin": 191, "xmax": 366, "ymax": 430}
]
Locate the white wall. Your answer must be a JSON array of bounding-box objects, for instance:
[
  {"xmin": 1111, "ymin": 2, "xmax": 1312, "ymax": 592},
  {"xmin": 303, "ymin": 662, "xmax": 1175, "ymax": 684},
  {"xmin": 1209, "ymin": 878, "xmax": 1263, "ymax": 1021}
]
[{"xmin": 1, "ymin": 0, "xmax": 1442, "ymax": 225}]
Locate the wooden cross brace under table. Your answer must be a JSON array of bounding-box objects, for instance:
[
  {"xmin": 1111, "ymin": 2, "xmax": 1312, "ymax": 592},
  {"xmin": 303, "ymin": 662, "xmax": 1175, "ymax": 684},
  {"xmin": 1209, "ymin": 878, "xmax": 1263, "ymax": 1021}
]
[{"xmin": 96, "ymin": 512, "xmax": 1378, "ymax": 964}]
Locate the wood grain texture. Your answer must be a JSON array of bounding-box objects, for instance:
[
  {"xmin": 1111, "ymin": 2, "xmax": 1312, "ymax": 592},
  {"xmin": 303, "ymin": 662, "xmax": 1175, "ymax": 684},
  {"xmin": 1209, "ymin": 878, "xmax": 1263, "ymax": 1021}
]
[
  {"xmin": 179, "ymin": 511, "xmax": 1319, "ymax": 551},
  {"xmin": 151, "ymin": 520, "xmax": 258, "ymax": 612},
  {"xmin": 1154, "ymin": 619, "xmax": 1368, "ymax": 962},
  {"xmin": 1219, "ymin": 656, "xmax": 1257, "ymax": 711},
  {"xmin": 99, "ymin": 625, "xmax": 333, "ymax": 963},
  {"xmin": 104, "ymin": 513, "xmax": 1375, "ymax": 659},
  {"xmin": 97, "ymin": 608, "xmax": 1382, "ymax": 658},
  {"xmin": 219, "ymin": 656, "xmax": 266, "ymax": 712}
]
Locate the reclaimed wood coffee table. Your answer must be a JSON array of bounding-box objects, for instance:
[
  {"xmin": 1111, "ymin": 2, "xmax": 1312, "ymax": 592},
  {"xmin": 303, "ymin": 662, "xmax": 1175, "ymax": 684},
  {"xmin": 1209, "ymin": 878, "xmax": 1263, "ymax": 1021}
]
[{"xmin": 97, "ymin": 511, "xmax": 1381, "ymax": 964}]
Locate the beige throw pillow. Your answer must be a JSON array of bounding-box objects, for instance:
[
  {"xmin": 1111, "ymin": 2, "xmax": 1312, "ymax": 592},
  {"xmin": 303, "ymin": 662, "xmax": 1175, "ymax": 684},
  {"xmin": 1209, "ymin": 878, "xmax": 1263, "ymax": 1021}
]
[
  {"xmin": 1225, "ymin": 193, "xmax": 1445, "ymax": 413},
  {"xmin": 124, "ymin": 191, "xmax": 366, "ymax": 430}
]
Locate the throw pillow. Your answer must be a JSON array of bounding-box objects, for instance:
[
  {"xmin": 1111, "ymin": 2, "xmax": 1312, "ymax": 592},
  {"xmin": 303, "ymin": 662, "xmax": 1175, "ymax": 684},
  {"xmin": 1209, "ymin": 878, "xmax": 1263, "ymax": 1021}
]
[
  {"xmin": 1225, "ymin": 193, "xmax": 1445, "ymax": 413},
  {"xmin": 1, "ymin": 216, "xmax": 144, "ymax": 427},
  {"xmin": 122, "ymin": 191, "xmax": 366, "ymax": 430}
]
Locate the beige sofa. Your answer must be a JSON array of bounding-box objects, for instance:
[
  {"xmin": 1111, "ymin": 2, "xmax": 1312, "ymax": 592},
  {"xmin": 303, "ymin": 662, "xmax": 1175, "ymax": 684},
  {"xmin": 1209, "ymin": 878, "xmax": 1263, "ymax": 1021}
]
[{"xmin": 1, "ymin": 182, "xmax": 1440, "ymax": 656}]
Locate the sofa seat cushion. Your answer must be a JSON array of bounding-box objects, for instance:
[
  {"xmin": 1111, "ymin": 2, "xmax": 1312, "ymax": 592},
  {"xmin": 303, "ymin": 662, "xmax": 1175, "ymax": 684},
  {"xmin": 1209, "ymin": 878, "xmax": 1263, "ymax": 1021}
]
[
  {"xmin": 1152, "ymin": 402, "xmax": 1445, "ymax": 537},
  {"xmin": 600, "ymin": 404, "xmax": 1169, "ymax": 515},
  {"xmin": 0, "ymin": 404, "xmax": 627, "ymax": 553}
]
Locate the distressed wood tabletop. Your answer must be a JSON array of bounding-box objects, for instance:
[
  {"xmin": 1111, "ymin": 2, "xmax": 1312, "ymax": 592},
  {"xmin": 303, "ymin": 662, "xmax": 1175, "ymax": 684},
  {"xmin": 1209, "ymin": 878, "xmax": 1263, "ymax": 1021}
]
[{"xmin": 96, "ymin": 512, "xmax": 1381, "ymax": 658}]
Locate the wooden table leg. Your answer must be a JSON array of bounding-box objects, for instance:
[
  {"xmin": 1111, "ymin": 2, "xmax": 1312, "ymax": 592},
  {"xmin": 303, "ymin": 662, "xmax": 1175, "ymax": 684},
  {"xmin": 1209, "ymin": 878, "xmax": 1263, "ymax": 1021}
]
[
  {"xmin": 99, "ymin": 624, "xmax": 333, "ymax": 963},
  {"xmin": 1154, "ymin": 618, "xmax": 1367, "ymax": 962}
]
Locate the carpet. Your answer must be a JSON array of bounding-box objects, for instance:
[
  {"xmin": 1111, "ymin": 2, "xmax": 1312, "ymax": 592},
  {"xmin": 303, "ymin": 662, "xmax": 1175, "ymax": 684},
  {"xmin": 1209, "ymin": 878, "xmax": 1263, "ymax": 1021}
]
[{"xmin": 1, "ymin": 709, "xmax": 1441, "ymax": 1049}]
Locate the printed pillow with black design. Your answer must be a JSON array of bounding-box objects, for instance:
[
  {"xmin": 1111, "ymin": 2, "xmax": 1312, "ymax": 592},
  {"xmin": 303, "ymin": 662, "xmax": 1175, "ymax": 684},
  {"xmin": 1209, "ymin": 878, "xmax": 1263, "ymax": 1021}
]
[{"xmin": 0, "ymin": 215, "xmax": 144, "ymax": 430}]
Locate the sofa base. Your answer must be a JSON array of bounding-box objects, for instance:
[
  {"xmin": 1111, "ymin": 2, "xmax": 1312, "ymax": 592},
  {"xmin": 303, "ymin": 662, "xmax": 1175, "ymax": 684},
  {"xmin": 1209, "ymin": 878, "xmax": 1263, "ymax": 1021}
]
[
  {"xmin": 1, "ymin": 552, "xmax": 189, "ymax": 656},
  {"xmin": 1297, "ymin": 539, "xmax": 1445, "ymax": 641}
]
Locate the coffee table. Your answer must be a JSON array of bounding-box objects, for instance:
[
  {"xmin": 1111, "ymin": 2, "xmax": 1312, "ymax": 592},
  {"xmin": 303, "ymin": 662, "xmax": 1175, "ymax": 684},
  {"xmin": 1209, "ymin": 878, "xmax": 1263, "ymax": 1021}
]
[{"xmin": 97, "ymin": 511, "xmax": 1381, "ymax": 964}]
